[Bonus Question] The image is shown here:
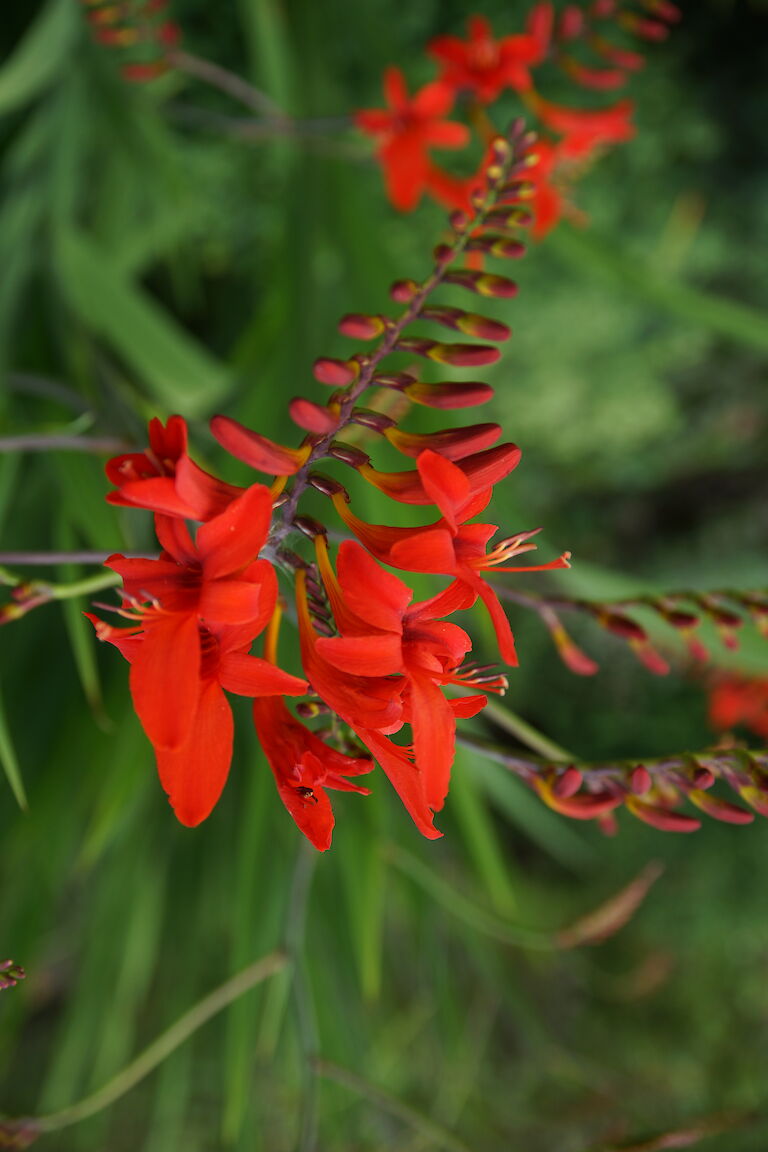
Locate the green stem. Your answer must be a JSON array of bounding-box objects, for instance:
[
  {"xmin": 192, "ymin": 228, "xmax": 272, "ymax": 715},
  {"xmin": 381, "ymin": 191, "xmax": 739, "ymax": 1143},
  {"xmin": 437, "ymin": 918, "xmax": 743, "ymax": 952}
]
[
  {"xmin": 481, "ymin": 699, "xmax": 574, "ymax": 762},
  {"xmin": 32, "ymin": 952, "xmax": 287, "ymax": 1134}
]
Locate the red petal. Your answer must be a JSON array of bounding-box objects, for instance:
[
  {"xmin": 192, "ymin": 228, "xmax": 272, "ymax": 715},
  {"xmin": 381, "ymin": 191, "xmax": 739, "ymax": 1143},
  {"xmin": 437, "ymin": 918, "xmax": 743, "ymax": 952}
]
[
  {"xmin": 383, "ymin": 66, "xmax": 408, "ymax": 110},
  {"xmin": 316, "ymin": 633, "xmax": 403, "ymax": 676},
  {"xmin": 417, "ymin": 450, "xmax": 470, "ymax": 530},
  {"xmin": 174, "ymin": 454, "xmax": 243, "ymax": 521},
  {"xmin": 196, "ymin": 484, "xmax": 273, "ymax": 579},
  {"xmin": 336, "ymin": 540, "xmax": 412, "ymax": 631},
  {"xmin": 156, "ymin": 680, "xmax": 233, "ymax": 826},
  {"xmin": 354, "ymin": 727, "xmax": 442, "ymax": 840},
  {"xmin": 389, "ymin": 528, "xmax": 458, "ymax": 574},
  {"xmin": 130, "ymin": 613, "xmax": 201, "ymax": 750},
  {"xmin": 412, "ymin": 79, "xmax": 456, "ymax": 119},
  {"xmin": 107, "ymin": 476, "xmax": 198, "ymax": 518},
  {"xmin": 199, "ymin": 579, "xmax": 268, "ymax": 626},
  {"xmin": 219, "ymin": 653, "xmax": 307, "ymax": 696},
  {"xmin": 409, "ymin": 674, "xmax": 455, "ymax": 811}
]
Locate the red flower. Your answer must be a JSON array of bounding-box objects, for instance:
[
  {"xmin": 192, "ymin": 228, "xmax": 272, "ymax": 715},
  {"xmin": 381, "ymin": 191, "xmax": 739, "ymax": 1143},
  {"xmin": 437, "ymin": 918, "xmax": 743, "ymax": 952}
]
[
  {"xmin": 90, "ymin": 613, "xmax": 306, "ymax": 825},
  {"xmin": 529, "ymin": 95, "xmax": 635, "ymax": 161},
  {"xmin": 428, "ymin": 16, "xmax": 545, "ymax": 104},
  {"xmin": 106, "ymin": 416, "xmax": 242, "ymax": 521},
  {"xmin": 106, "ymin": 483, "xmax": 278, "ymax": 628},
  {"xmin": 356, "ymin": 67, "xmax": 469, "ymax": 211},
  {"xmin": 295, "ymin": 570, "xmax": 442, "ymax": 839},
  {"xmin": 333, "ymin": 450, "xmax": 570, "ymax": 666},
  {"xmin": 709, "ymin": 675, "xmax": 768, "ymax": 741},
  {"xmin": 314, "ymin": 537, "xmax": 499, "ymax": 810},
  {"xmin": 89, "ymin": 483, "xmax": 307, "ymax": 825}
]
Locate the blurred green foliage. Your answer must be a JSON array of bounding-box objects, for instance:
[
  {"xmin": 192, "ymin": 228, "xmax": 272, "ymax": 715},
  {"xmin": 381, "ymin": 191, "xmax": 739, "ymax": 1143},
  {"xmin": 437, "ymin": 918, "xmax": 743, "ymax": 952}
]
[{"xmin": 0, "ymin": 1, "xmax": 767, "ymax": 1149}]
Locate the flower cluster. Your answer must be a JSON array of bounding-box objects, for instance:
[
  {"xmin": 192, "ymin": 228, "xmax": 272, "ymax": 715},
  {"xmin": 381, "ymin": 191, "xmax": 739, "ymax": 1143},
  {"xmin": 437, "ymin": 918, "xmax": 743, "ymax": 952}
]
[
  {"xmin": 356, "ymin": 0, "xmax": 680, "ymax": 236},
  {"xmin": 90, "ymin": 125, "xmax": 571, "ymax": 849},
  {"xmin": 79, "ymin": 0, "xmax": 181, "ymax": 82}
]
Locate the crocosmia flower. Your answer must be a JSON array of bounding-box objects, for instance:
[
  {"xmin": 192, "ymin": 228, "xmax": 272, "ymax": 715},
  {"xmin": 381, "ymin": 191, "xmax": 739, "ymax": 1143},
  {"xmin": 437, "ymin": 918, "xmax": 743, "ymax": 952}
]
[
  {"xmin": 428, "ymin": 16, "xmax": 546, "ymax": 103},
  {"xmin": 355, "ymin": 67, "xmax": 469, "ymax": 211}
]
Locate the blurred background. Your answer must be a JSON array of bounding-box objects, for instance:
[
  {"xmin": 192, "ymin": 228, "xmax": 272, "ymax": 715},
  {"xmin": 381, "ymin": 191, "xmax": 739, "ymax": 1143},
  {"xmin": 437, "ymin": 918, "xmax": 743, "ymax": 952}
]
[{"xmin": 1, "ymin": 0, "xmax": 767, "ymax": 1148}]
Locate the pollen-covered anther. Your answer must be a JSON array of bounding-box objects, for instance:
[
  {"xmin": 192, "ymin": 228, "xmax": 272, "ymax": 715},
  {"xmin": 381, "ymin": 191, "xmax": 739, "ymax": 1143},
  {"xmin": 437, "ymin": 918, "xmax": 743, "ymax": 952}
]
[
  {"xmin": 328, "ymin": 442, "xmax": 370, "ymax": 469},
  {"xmin": 308, "ymin": 472, "xmax": 348, "ymax": 499},
  {"xmin": 421, "ymin": 307, "xmax": 511, "ymax": 342},
  {"xmin": 395, "ymin": 337, "xmax": 501, "ymax": 367},
  {"xmin": 453, "ymin": 663, "xmax": 508, "ymax": 694},
  {"xmin": 313, "ymin": 357, "xmax": 360, "ymax": 387},
  {"xmin": 338, "ymin": 313, "xmax": 387, "ymax": 340}
]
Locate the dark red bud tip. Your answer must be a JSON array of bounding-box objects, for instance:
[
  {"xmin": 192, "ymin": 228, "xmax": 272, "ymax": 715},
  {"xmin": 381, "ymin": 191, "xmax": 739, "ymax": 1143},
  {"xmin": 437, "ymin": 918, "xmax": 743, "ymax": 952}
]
[
  {"xmin": 308, "ymin": 472, "xmax": 348, "ymax": 498},
  {"xmin": 289, "ymin": 397, "xmax": 339, "ymax": 434},
  {"xmin": 396, "ymin": 337, "xmax": 501, "ymax": 367},
  {"xmin": 599, "ymin": 612, "xmax": 647, "ymax": 641},
  {"xmin": 372, "ymin": 371, "xmax": 418, "ymax": 390},
  {"xmin": 390, "ymin": 279, "xmax": 420, "ymax": 303},
  {"xmin": 313, "ymin": 358, "xmax": 359, "ymax": 386},
  {"xmin": 328, "ymin": 442, "xmax": 370, "ymax": 468},
  {"xmin": 351, "ymin": 408, "xmax": 397, "ymax": 432},
  {"xmin": 294, "ymin": 516, "xmax": 327, "ymax": 540},
  {"xmin": 449, "ymin": 210, "xmax": 470, "ymax": 231},
  {"xmin": 693, "ymin": 768, "xmax": 715, "ymax": 790},
  {"xmin": 433, "ymin": 244, "xmax": 453, "ymax": 265},
  {"xmin": 630, "ymin": 765, "xmax": 652, "ymax": 795},
  {"xmin": 553, "ymin": 766, "xmax": 583, "ymax": 798},
  {"xmin": 338, "ymin": 313, "xmax": 386, "ymax": 340}
]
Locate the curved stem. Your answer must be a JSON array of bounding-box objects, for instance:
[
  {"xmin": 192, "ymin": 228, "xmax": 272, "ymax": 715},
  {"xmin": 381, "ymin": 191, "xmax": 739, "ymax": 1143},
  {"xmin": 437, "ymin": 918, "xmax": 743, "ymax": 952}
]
[{"xmin": 30, "ymin": 952, "xmax": 287, "ymax": 1135}]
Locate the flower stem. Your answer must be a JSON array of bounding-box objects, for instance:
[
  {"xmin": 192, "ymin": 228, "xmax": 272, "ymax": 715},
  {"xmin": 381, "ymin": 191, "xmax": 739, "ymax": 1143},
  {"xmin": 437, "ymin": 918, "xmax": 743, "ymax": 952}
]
[
  {"xmin": 30, "ymin": 952, "xmax": 287, "ymax": 1135},
  {"xmin": 480, "ymin": 699, "xmax": 573, "ymax": 761}
]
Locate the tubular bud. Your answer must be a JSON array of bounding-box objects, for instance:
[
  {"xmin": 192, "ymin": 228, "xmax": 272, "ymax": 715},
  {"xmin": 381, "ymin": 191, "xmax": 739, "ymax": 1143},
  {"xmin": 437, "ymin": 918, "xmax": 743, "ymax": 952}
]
[
  {"xmin": 553, "ymin": 766, "xmax": 583, "ymax": 798},
  {"xmin": 308, "ymin": 472, "xmax": 348, "ymax": 498},
  {"xmin": 390, "ymin": 279, "xmax": 420, "ymax": 302},
  {"xmin": 289, "ymin": 397, "xmax": 339, "ymax": 434},
  {"xmin": 328, "ymin": 442, "xmax": 371, "ymax": 469},
  {"xmin": 405, "ymin": 381, "xmax": 494, "ymax": 409},
  {"xmin": 630, "ymin": 765, "xmax": 652, "ymax": 795},
  {"xmin": 384, "ymin": 423, "xmax": 502, "ymax": 461},
  {"xmin": 338, "ymin": 313, "xmax": 387, "ymax": 340},
  {"xmin": 483, "ymin": 207, "xmax": 534, "ymax": 229},
  {"xmin": 560, "ymin": 57, "xmax": 627, "ymax": 89},
  {"xmin": 465, "ymin": 235, "xmax": 527, "ymax": 260},
  {"xmin": 395, "ymin": 338, "xmax": 501, "ymax": 366},
  {"xmin": 372, "ymin": 371, "xmax": 418, "ymax": 390},
  {"xmin": 443, "ymin": 270, "xmax": 519, "ymax": 298},
  {"xmin": 350, "ymin": 408, "xmax": 397, "ymax": 433},
  {"xmin": 688, "ymin": 790, "xmax": 754, "ymax": 825},
  {"xmin": 313, "ymin": 357, "xmax": 360, "ymax": 386},
  {"xmin": 421, "ymin": 307, "xmax": 511, "ymax": 342},
  {"xmin": 625, "ymin": 797, "xmax": 700, "ymax": 832},
  {"xmin": 210, "ymin": 416, "xmax": 310, "ymax": 476}
]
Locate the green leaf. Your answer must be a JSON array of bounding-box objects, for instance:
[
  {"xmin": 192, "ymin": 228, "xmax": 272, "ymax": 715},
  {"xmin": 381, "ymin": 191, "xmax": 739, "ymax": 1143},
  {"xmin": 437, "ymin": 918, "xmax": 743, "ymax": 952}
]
[
  {"xmin": 0, "ymin": 0, "xmax": 77, "ymax": 118},
  {"xmin": 0, "ymin": 683, "xmax": 28, "ymax": 811},
  {"xmin": 54, "ymin": 229, "xmax": 231, "ymax": 416}
]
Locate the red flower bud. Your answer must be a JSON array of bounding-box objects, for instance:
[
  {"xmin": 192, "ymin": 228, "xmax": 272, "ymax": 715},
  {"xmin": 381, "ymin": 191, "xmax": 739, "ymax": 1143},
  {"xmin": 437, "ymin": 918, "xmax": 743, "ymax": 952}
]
[{"xmin": 313, "ymin": 358, "xmax": 359, "ymax": 386}]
